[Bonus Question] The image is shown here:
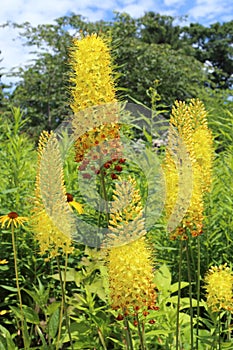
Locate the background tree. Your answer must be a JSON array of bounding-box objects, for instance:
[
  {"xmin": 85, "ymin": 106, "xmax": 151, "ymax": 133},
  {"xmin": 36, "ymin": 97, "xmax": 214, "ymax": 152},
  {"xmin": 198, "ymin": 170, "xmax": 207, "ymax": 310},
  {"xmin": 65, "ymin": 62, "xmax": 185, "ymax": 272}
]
[
  {"xmin": 182, "ymin": 21, "xmax": 233, "ymax": 88},
  {"xmin": 2, "ymin": 12, "xmax": 232, "ymax": 136},
  {"xmin": 137, "ymin": 11, "xmax": 183, "ymax": 48}
]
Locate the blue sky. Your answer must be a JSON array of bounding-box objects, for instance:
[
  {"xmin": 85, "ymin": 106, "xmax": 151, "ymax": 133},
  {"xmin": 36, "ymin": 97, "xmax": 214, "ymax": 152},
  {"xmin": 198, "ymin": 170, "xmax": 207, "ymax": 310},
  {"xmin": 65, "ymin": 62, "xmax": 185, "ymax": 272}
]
[{"xmin": 0, "ymin": 0, "xmax": 232, "ymax": 84}]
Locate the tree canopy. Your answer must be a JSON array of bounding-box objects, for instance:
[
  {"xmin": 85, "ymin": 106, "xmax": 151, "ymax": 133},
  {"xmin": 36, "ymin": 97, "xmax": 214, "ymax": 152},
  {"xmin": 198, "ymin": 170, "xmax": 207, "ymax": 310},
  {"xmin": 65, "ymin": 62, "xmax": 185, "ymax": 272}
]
[{"xmin": 1, "ymin": 12, "xmax": 232, "ymax": 136}]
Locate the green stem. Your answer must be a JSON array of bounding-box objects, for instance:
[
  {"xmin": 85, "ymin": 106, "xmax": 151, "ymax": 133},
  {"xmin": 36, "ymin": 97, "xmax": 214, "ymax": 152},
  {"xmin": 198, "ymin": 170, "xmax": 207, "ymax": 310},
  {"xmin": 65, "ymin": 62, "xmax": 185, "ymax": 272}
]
[
  {"xmin": 124, "ymin": 317, "xmax": 134, "ymax": 350},
  {"xmin": 56, "ymin": 256, "xmax": 64, "ymax": 350},
  {"xmin": 185, "ymin": 239, "xmax": 194, "ymax": 349},
  {"xmin": 227, "ymin": 311, "xmax": 231, "ymax": 341},
  {"xmin": 210, "ymin": 313, "xmax": 218, "ymax": 350},
  {"xmin": 64, "ymin": 253, "xmax": 74, "ymax": 350},
  {"xmin": 100, "ymin": 167, "xmax": 110, "ymax": 223},
  {"xmin": 97, "ymin": 327, "xmax": 108, "ymax": 350},
  {"xmin": 196, "ymin": 237, "xmax": 201, "ymax": 349},
  {"xmin": 176, "ymin": 240, "xmax": 183, "ymax": 350},
  {"xmin": 136, "ymin": 314, "xmax": 146, "ymax": 350},
  {"xmin": 218, "ymin": 314, "xmax": 221, "ymax": 350},
  {"xmin": 56, "ymin": 254, "xmax": 73, "ymax": 350},
  {"xmin": 11, "ymin": 223, "xmax": 28, "ymax": 349}
]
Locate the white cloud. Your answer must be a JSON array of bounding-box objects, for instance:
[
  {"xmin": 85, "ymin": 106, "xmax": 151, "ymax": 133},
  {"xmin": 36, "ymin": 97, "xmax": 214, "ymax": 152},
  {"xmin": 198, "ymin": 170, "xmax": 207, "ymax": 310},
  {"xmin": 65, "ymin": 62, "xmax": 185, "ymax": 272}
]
[
  {"xmin": 114, "ymin": 0, "xmax": 162, "ymax": 17},
  {"xmin": 115, "ymin": 4, "xmax": 148, "ymax": 17},
  {"xmin": 188, "ymin": 0, "xmax": 232, "ymax": 22},
  {"xmin": 0, "ymin": 27, "xmax": 32, "ymax": 70},
  {"xmin": 164, "ymin": 0, "xmax": 183, "ymax": 5}
]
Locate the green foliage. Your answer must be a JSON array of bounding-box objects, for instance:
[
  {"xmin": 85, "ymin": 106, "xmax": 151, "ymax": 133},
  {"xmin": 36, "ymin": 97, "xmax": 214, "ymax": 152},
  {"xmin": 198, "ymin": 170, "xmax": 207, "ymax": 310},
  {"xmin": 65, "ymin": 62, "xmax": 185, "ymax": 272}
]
[
  {"xmin": 137, "ymin": 12, "xmax": 184, "ymax": 48},
  {"xmin": 0, "ymin": 107, "xmax": 36, "ymax": 212},
  {"xmin": 182, "ymin": 21, "xmax": 233, "ymax": 88},
  {"xmin": 204, "ymin": 132, "xmax": 233, "ymax": 266},
  {"xmin": 114, "ymin": 37, "xmax": 208, "ymax": 108}
]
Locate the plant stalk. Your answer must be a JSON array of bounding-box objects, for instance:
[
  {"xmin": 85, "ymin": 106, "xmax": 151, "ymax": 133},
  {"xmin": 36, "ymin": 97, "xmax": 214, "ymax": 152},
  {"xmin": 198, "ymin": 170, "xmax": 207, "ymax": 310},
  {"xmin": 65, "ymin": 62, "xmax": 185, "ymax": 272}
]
[
  {"xmin": 176, "ymin": 240, "xmax": 183, "ymax": 350},
  {"xmin": 185, "ymin": 239, "xmax": 194, "ymax": 349},
  {"xmin": 56, "ymin": 254, "xmax": 73, "ymax": 350},
  {"xmin": 97, "ymin": 327, "xmax": 108, "ymax": 350},
  {"xmin": 124, "ymin": 317, "xmax": 134, "ymax": 350},
  {"xmin": 196, "ymin": 237, "xmax": 201, "ymax": 349},
  {"xmin": 218, "ymin": 314, "xmax": 221, "ymax": 350},
  {"xmin": 11, "ymin": 223, "xmax": 28, "ymax": 349},
  {"xmin": 136, "ymin": 314, "xmax": 146, "ymax": 350}
]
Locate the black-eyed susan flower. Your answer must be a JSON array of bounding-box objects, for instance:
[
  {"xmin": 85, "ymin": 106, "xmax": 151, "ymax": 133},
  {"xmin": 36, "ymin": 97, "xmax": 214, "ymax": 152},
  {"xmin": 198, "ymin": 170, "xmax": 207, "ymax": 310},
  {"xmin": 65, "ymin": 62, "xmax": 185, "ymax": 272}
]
[
  {"xmin": 0, "ymin": 212, "xmax": 28, "ymax": 228},
  {"xmin": 204, "ymin": 264, "xmax": 233, "ymax": 312},
  {"xmin": 66, "ymin": 193, "xmax": 84, "ymax": 214},
  {"xmin": 104, "ymin": 177, "xmax": 157, "ymax": 317}
]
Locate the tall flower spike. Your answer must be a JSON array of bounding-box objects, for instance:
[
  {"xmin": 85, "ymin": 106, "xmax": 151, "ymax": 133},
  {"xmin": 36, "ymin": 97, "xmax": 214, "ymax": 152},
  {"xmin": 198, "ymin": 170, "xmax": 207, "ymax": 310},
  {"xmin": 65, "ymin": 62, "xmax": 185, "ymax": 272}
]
[
  {"xmin": 163, "ymin": 99, "xmax": 213, "ymax": 239},
  {"xmin": 104, "ymin": 176, "xmax": 146, "ymax": 247},
  {"xmin": 70, "ymin": 33, "xmax": 117, "ymax": 113},
  {"xmin": 105, "ymin": 177, "xmax": 157, "ymax": 317},
  {"xmin": 69, "ymin": 34, "xmax": 121, "ymax": 165},
  {"xmin": 32, "ymin": 131, "xmax": 76, "ymax": 260},
  {"xmin": 189, "ymin": 99, "xmax": 213, "ymax": 193},
  {"xmin": 204, "ymin": 264, "xmax": 233, "ymax": 312}
]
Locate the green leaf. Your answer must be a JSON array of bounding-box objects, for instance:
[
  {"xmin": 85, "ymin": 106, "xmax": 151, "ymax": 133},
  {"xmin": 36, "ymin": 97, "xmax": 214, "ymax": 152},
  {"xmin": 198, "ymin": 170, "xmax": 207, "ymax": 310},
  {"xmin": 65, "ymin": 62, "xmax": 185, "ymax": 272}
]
[
  {"xmin": 23, "ymin": 319, "xmax": 31, "ymax": 348},
  {"xmin": 0, "ymin": 338, "xmax": 6, "ymax": 350},
  {"xmin": 50, "ymin": 268, "xmax": 82, "ymax": 287},
  {"xmin": 10, "ymin": 305, "xmax": 40, "ymax": 324},
  {"xmin": 0, "ymin": 266, "xmax": 9, "ymax": 271},
  {"xmin": 23, "ymin": 306, "xmax": 40, "ymax": 324},
  {"xmin": 47, "ymin": 302, "xmax": 60, "ymax": 316},
  {"xmin": 222, "ymin": 342, "xmax": 233, "ymax": 348},
  {"xmin": 170, "ymin": 281, "xmax": 189, "ymax": 293},
  {"xmin": 0, "ymin": 325, "xmax": 15, "ymax": 350},
  {"xmin": 48, "ymin": 307, "xmax": 60, "ymax": 338},
  {"xmin": 86, "ymin": 279, "xmax": 107, "ymax": 301},
  {"xmin": 154, "ymin": 264, "xmax": 172, "ymax": 292},
  {"xmin": 69, "ymin": 320, "xmax": 90, "ymax": 334},
  {"xmin": 146, "ymin": 329, "xmax": 172, "ymax": 337},
  {"xmin": 23, "ymin": 288, "xmax": 41, "ymax": 306},
  {"xmin": 0, "ymin": 285, "xmax": 18, "ymax": 292}
]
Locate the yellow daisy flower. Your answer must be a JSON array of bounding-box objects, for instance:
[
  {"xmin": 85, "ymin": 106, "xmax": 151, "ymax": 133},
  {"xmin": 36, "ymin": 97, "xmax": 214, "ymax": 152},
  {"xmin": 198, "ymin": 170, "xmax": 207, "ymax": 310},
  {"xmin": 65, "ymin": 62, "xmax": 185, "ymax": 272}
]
[
  {"xmin": 0, "ymin": 212, "xmax": 28, "ymax": 228},
  {"xmin": 66, "ymin": 193, "xmax": 84, "ymax": 214}
]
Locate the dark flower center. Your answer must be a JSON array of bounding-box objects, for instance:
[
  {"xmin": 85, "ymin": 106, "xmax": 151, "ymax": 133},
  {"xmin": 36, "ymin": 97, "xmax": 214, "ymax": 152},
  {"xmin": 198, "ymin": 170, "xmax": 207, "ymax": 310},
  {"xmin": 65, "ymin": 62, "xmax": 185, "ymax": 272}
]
[
  {"xmin": 66, "ymin": 193, "xmax": 73, "ymax": 202},
  {"xmin": 8, "ymin": 212, "xmax": 19, "ymax": 219}
]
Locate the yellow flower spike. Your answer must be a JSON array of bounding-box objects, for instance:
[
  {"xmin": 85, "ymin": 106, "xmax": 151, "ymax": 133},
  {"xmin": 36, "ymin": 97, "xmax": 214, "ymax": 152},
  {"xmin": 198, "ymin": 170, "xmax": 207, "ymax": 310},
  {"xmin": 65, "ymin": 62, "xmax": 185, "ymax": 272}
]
[
  {"xmin": 32, "ymin": 131, "xmax": 75, "ymax": 260},
  {"xmin": 108, "ymin": 237, "xmax": 157, "ymax": 315},
  {"xmin": 204, "ymin": 264, "xmax": 233, "ymax": 312},
  {"xmin": 103, "ymin": 176, "xmax": 147, "ymax": 246},
  {"xmin": 0, "ymin": 212, "xmax": 28, "ymax": 229},
  {"xmin": 105, "ymin": 177, "xmax": 157, "ymax": 316},
  {"xmin": 69, "ymin": 33, "xmax": 121, "ymax": 164},
  {"xmin": 70, "ymin": 33, "xmax": 117, "ymax": 113},
  {"xmin": 163, "ymin": 99, "xmax": 213, "ymax": 239}
]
